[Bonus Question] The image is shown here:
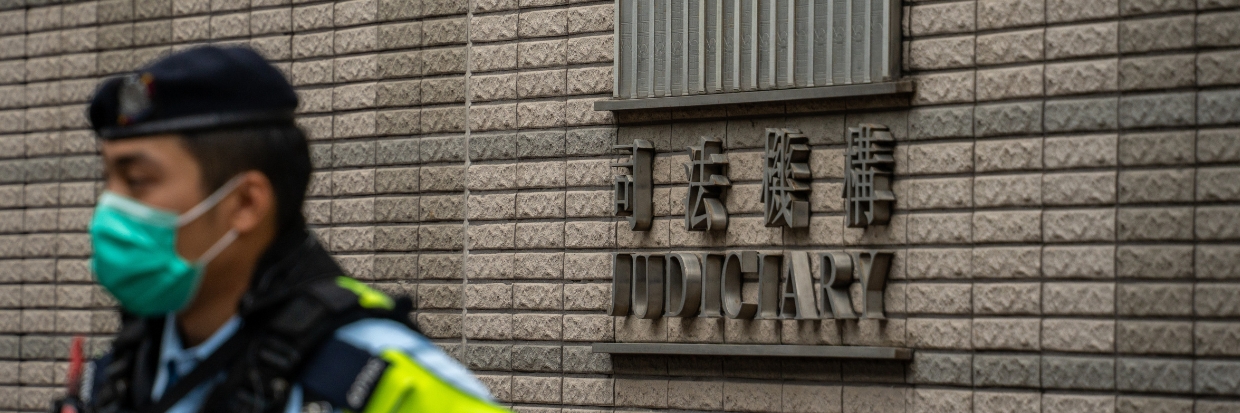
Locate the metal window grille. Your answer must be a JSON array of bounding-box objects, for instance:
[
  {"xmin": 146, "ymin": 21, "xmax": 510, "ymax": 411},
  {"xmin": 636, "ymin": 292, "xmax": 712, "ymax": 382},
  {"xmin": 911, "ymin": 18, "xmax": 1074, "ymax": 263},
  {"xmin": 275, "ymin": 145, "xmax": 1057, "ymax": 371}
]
[{"xmin": 614, "ymin": 0, "xmax": 901, "ymax": 100}]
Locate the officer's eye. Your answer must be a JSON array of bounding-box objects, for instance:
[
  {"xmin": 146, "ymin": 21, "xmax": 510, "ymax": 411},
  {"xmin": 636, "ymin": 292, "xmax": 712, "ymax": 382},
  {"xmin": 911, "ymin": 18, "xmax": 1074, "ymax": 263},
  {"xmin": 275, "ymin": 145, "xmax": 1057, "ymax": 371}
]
[
  {"xmin": 122, "ymin": 173, "xmax": 156, "ymax": 193},
  {"xmin": 129, "ymin": 177, "xmax": 154, "ymax": 188}
]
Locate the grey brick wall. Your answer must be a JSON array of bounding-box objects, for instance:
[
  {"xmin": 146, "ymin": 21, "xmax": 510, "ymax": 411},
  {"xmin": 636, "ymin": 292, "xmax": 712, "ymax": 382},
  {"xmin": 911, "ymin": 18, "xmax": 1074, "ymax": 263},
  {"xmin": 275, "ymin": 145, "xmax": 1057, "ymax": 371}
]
[{"xmin": 0, "ymin": 0, "xmax": 1237, "ymax": 412}]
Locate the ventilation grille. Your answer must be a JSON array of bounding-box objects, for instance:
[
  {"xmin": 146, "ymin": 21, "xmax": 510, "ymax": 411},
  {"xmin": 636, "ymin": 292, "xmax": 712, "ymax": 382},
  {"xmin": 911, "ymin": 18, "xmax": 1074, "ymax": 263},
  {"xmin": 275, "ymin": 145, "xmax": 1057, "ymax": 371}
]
[{"xmin": 615, "ymin": 0, "xmax": 901, "ymax": 100}]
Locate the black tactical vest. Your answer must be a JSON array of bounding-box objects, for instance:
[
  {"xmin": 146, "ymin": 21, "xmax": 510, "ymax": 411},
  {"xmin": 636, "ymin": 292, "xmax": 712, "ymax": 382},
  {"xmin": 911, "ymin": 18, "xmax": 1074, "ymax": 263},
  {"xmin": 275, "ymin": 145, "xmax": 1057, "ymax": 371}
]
[{"xmin": 85, "ymin": 231, "xmax": 415, "ymax": 413}]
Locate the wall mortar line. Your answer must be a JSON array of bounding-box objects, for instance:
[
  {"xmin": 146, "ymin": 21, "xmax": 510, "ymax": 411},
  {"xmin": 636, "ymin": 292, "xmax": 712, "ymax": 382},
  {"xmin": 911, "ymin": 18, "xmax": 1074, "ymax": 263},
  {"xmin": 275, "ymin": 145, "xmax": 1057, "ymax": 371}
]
[{"xmin": 462, "ymin": 0, "xmax": 476, "ymax": 352}]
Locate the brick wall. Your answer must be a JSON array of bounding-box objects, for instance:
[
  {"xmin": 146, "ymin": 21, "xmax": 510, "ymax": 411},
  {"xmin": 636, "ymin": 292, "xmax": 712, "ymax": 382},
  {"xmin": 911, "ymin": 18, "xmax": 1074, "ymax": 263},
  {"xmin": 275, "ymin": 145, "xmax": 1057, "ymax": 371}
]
[{"xmin": 0, "ymin": 0, "xmax": 1238, "ymax": 412}]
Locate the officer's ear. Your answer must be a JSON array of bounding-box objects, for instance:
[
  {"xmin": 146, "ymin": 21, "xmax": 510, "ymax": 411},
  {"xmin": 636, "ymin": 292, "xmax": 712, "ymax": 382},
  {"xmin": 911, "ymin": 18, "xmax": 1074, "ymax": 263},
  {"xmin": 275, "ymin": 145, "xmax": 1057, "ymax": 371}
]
[{"xmin": 225, "ymin": 170, "xmax": 276, "ymax": 234}]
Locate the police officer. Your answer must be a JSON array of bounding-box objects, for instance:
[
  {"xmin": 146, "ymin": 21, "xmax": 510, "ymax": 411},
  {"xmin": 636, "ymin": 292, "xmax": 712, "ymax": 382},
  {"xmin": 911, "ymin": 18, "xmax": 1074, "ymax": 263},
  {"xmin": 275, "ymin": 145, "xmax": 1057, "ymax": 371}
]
[{"xmin": 53, "ymin": 46, "xmax": 507, "ymax": 413}]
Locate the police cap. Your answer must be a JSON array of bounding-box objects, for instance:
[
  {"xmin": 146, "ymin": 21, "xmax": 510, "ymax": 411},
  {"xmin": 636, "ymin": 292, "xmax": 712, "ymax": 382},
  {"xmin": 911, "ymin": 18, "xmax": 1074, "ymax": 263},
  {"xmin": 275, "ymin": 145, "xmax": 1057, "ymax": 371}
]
[{"xmin": 88, "ymin": 46, "xmax": 299, "ymax": 140}]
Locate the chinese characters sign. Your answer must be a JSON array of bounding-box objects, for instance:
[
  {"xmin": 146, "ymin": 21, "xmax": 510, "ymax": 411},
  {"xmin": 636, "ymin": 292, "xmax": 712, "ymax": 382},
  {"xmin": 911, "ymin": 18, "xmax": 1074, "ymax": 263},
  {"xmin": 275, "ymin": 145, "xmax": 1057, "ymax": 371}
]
[
  {"xmin": 843, "ymin": 124, "xmax": 895, "ymax": 228},
  {"xmin": 684, "ymin": 137, "xmax": 731, "ymax": 232},
  {"xmin": 610, "ymin": 123, "xmax": 896, "ymax": 232},
  {"xmin": 762, "ymin": 128, "xmax": 811, "ymax": 228},
  {"xmin": 612, "ymin": 139, "xmax": 654, "ymax": 231}
]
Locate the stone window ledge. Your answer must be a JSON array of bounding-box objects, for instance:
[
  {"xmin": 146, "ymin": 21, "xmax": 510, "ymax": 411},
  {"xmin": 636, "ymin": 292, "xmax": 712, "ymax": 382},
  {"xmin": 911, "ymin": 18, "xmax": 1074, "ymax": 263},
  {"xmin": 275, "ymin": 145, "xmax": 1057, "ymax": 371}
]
[
  {"xmin": 595, "ymin": 80, "xmax": 914, "ymax": 112},
  {"xmin": 592, "ymin": 342, "xmax": 913, "ymax": 360}
]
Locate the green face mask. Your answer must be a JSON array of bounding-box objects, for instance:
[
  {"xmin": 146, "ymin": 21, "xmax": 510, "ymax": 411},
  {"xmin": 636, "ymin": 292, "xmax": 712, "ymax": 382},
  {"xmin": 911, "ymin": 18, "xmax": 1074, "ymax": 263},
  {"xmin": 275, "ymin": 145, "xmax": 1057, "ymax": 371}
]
[{"xmin": 90, "ymin": 176, "xmax": 243, "ymax": 317}]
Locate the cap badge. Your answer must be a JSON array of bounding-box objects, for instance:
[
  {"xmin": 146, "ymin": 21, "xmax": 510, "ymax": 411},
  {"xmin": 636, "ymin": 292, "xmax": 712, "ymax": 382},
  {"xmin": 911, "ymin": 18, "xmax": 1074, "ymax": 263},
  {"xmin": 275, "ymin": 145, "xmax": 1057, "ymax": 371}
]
[{"xmin": 117, "ymin": 73, "xmax": 155, "ymax": 126}]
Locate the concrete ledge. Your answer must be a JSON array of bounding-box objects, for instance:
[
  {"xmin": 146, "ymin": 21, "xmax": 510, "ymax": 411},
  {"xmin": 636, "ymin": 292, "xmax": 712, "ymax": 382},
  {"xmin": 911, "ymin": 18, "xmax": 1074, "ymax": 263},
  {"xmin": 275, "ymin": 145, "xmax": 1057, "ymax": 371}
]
[
  {"xmin": 592, "ymin": 343, "xmax": 913, "ymax": 360},
  {"xmin": 594, "ymin": 80, "xmax": 915, "ymax": 112}
]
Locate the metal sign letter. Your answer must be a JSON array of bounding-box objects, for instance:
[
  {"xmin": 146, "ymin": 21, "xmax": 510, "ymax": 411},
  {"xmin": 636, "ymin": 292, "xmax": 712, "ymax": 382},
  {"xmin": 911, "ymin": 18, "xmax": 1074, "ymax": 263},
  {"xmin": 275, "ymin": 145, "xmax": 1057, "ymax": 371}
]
[
  {"xmin": 853, "ymin": 250, "xmax": 892, "ymax": 319},
  {"xmin": 843, "ymin": 124, "xmax": 895, "ymax": 228},
  {"xmin": 779, "ymin": 251, "xmax": 818, "ymax": 319},
  {"xmin": 631, "ymin": 254, "xmax": 665, "ymax": 319},
  {"xmin": 684, "ymin": 137, "xmax": 731, "ymax": 231},
  {"xmin": 613, "ymin": 139, "xmax": 655, "ymax": 231},
  {"xmin": 756, "ymin": 253, "xmax": 782, "ymax": 319},
  {"xmin": 721, "ymin": 251, "xmax": 758, "ymax": 319},
  {"xmin": 762, "ymin": 128, "xmax": 811, "ymax": 228},
  {"xmin": 699, "ymin": 253, "xmax": 725, "ymax": 318},
  {"xmin": 819, "ymin": 251, "xmax": 857, "ymax": 319},
  {"xmin": 664, "ymin": 253, "xmax": 703, "ymax": 317},
  {"xmin": 610, "ymin": 253, "xmax": 633, "ymax": 316}
]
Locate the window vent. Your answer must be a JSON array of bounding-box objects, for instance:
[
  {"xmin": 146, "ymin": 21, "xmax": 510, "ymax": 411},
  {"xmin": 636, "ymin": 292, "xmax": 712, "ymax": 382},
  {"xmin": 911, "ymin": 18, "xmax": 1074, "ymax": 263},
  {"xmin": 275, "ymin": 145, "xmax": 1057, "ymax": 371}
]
[{"xmin": 606, "ymin": 0, "xmax": 905, "ymax": 110}]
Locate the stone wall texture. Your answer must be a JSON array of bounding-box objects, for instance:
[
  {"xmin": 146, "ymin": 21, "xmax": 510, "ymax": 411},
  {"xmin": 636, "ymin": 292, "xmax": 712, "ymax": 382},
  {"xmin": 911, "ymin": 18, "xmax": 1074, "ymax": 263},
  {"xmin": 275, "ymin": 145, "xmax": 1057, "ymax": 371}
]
[{"xmin": 0, "ymin": 0, "xmax": 1238, "ymax": 412}]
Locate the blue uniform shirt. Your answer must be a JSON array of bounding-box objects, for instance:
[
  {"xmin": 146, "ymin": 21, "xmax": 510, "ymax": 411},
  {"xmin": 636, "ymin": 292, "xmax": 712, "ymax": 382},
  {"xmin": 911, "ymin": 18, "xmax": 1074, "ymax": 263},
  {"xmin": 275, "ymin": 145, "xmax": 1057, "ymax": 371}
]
[{"xmin": 149, "ymin": 314, "xmax": 491, "ymax": 412}]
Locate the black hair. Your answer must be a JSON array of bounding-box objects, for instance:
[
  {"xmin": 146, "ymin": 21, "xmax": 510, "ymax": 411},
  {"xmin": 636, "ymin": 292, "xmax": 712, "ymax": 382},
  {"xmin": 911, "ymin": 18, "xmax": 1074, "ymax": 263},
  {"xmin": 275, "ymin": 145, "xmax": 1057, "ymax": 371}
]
[{"xmin": 179, "ymin": 123, "xmax": 311, "ymax": 232}]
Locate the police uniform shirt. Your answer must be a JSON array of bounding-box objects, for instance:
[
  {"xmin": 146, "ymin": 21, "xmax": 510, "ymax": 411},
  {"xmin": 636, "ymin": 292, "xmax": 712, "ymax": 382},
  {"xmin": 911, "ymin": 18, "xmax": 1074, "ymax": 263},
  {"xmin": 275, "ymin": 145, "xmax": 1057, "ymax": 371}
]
[{"xmin": 149, "ymin": 315, "xmax": 493, "ymax": 412}]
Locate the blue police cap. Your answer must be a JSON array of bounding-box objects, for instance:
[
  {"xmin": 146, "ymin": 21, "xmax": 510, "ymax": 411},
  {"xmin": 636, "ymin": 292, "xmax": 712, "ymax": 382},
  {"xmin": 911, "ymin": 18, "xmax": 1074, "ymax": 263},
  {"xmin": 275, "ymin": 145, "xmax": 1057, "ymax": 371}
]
[{"xmin": 88, "ymin": 46, "xmax": 299, "ymax": 140}]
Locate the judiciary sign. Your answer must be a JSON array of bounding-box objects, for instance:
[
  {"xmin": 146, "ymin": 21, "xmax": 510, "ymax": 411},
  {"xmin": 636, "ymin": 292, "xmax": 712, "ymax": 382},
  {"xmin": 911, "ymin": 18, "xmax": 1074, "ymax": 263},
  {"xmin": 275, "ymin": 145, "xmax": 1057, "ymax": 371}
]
[
  {"xmin": 608, "ymin": 250, "xmax": 893, "ymax": 321},
  {"xmin": 608, "ymin": 124, "xmax": 898, "ymax": 323}
]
